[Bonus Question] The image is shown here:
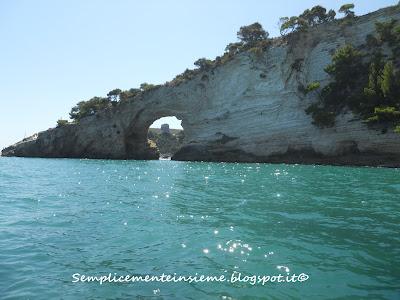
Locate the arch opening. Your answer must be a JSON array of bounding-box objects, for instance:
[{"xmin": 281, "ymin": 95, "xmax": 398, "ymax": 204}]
[{"xmin": 147, "ymin": 116, "xmax": 184, "ymax": 159}]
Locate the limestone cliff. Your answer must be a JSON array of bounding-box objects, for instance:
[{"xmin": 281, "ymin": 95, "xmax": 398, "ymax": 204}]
[{"xmin": 2, "ymin": 5, "xmax": 400, "ymax": 166}]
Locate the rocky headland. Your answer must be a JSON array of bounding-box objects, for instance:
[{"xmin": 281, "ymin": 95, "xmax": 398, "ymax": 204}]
[{"xmin": 2, "ymin": 4, "xmax": 400, "ymax": 167}]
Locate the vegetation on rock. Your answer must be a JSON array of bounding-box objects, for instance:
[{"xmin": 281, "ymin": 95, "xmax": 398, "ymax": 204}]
[
  {"xmin": 305, "ymin": 19, "xmax": 400, "ymax": 133},
  {"xmin": 69, "ymin": 97, "xmax": 112, "ymax": 121},
  {"xmin": 119, "ymin": 88, "xmax": 141, "ymax": 102},
  {"xmin": 67, "ymin": 82, "xmax": 162, "ymax": 122},
  {"xmin": 339, "ymin": 4, "xmax": 355, "ymax": 18},
  {"xmin": 56, "ymin": 119, "xmax": 69, "ymax": 127},
  {"xmin": 279, "ymin": 5, "xmax": 337, "ymax": 35},
  {"xmin": 106, "ymin": 88, "xmax": 122, "ymax": 103},
  {"xmin": 305, "ymin": 81, "xmax": 321, "ymax": 94},
  {"xmin": 194, "ymin": 58, "xmax": 214, "ymax": 71},
  {"xmin": 237, "ymin": 22, "xmax": 269, "ymax": 46},
  {"xmin": 140, "ymin": 83, "xmax": 157, "ymax": 91}
]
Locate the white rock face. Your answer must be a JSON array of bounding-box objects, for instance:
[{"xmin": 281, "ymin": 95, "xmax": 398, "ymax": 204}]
[{"xmin": 2, "ymin": 5, "xmax": 400, "ymax": 166}]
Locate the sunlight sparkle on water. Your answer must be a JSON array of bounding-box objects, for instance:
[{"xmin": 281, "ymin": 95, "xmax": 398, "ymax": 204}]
[
  {"xmin": 277, "ymin": 265, "xmax": 290, "ymax": 273},
  {"xmin": 2, "ymin": 158, "xmax": 399, "ymax": 299}
]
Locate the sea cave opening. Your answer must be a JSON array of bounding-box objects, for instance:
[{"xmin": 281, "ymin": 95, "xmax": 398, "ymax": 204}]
[{"xmin": 147, "ymin": 116, "xmax": 184, "ymax": 160}]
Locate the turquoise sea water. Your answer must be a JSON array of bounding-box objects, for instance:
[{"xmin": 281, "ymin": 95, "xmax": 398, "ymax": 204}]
[{"xmin": 0, "ymin": 157, "xmax": 399, "ymax": 299}]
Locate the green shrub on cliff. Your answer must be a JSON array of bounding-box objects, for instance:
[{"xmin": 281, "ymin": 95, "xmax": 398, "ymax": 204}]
[
  {"xmin": 69, "ymin": 97, "xmax": 111, "ymax": 121},
  {"xmin": 305, "ymin": 81, "xmax": 321, "ymax": 94},
  {"xmin": 362, "ymin": 60, "xmax": 399, "ymax": 112},
  {"xmin": 380, "ymin": 61, "xmax": 397, "ymax": 98},
  {"xmin": 300, "ymin": 5, "xmax": 336, "ymax": 25},
  {"xmin": 305, "ymin": 104, "xmax": 336, "ymax": 128},
  {"xmin": 119, "ymin": 88, "xmax": 141, "ymax": 101},
  {"xmin": 366, "ymin": 106, "xmax": 400, "ymax": 123},
  {"xmin": 324, "ymin": 44, "xmax": 364, "ymax": 81},
  {"xmin": 305, "ymin": 23, "xmax": 400, "ymax": 133},
  {"xmin": 170, "ymin": 69, "xmax": 198, "ymax": 86},
  {"xmin": 237, "ymin": 22, "xmax": 269, "ymax": 46},
  {"xmin": 225, "ymin": 42, "xmax": 243, "ymax": 55},
  {"xmin": 279, "ymin": 5, "xmax": 336, "ymax": 35},
  {"xmin": 395, "ymin": 125, "xmax": 400, "ymax": 133},
  {"xmin": 375, "ymin": 19, "xmax": 398, "ymax": 44},
  {"xmin": 68, "ymin": 84, "xmax": 153, "ymax": 122},
  {"xmin": 107, "ymin": 88, "xmax": 122, "ymax": 103},
  {"xmin": 140, "ymin": 83, "xmax": 156, "ymax": 91},
  {"xmin": 339, "ymin": 4, "xmax": 355, "ymax": 18},
  {"xmin": 56, "ymin": 119, "xmax": 69, "ymax": 127},
  {"xmin": 234, "ymin": 23, "xmax": 270, "ymax": 58},
  {"xmin": 316, "ymin": 44, "xmax": 365, "ymax": 113},
  {"xmin": 194, "ymin": 58, "xmax": 214, "ymax": 71},
  {"xmin": 279, "ymin": 17, "xmax": 301, "ymax": 35}
]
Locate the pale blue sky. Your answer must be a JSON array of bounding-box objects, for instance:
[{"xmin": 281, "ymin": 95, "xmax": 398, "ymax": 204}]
[{"xmin": 0, "ymin": 0, "xmax": 397, "ymax": 150}]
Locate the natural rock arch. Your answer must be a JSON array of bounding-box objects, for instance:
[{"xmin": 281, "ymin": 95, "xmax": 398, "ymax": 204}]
[
  {"xmin": 124, "ymin": 110, "xmax": 187, "ymax": 159},
  {"xmin": 118, "ymin": 83, "xmax": 204, "ymax": 160}
]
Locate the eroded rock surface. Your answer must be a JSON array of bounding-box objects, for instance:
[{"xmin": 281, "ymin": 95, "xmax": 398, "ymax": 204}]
[{"xmin": 2, "ymin": 5, "xmax": 400, "ymax": 166}]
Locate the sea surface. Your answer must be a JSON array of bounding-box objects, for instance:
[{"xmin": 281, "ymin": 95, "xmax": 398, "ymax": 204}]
[{"xmin": 0, "ymin": 157, "xmax": 399, "ymax": 299}]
